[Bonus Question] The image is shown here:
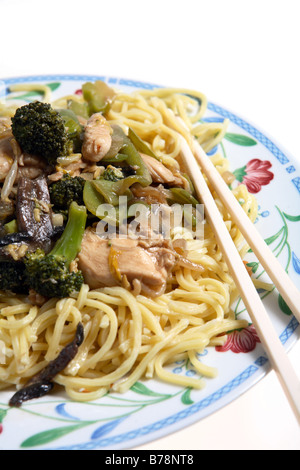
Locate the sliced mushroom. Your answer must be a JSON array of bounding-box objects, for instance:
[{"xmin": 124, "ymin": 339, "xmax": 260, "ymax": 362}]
[
  {"xmin": 9, "ymin": 322, "xmax": 84, "ymax": 407},
  {"xmin": 16, "ymin": 176, "xmax": 54, "ymax": 252}
]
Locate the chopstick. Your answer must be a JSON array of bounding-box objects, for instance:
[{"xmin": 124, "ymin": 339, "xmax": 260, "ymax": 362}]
[
  {"xmin": 179, "ymin": 136, "xmax": 300, "ymax": 426},
  {"xmin": 192, "ymin": 139, "xmax": 300, "ymax": 324}
]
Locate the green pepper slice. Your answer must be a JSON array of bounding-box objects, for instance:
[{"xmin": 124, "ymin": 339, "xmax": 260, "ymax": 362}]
[
  {"xmin": 101, "ymin": 153, "xmax": 128, "ymax": 164},
  {"xmin": 57, "ymin": 108, "xmax": 83, "ymax": 153},
  {"xmin": 82, "ymin": 80, "xmax": 116, "ymax": 116},
  {"xmin": 102, "ymin": 125, "xmax": 128, "ymax": 161},
  {"xmin": 128, "ymin": 127, "xmax": 162, "ymax": 162},
  {"xmin": 83, "ymin": 181, "xmax": 131, "ymax": 226},
  {"xmin": 83, "ymin": 181, "xmax": 104, "ymax": 216},
  {"xmin": 92, "ymin": 180, "xmax": 133, "ymax": 206},
  {"xmin": 167, "ymin": 188, "xmax": 200, "ymax": 207},
  {"xmin": 67, "ymin": 100, "xmax": 90, "ymax": 120}
]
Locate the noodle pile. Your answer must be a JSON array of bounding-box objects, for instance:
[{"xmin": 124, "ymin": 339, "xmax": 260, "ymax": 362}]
[{"xmin": 0, "ymin": 83, "xmax": 258, "ymax": 401}]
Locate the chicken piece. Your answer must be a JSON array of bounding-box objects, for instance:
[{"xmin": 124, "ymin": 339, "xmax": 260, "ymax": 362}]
[
  {"xmin": 141, "ymin": 153, "xmax": 184, "ymax": 187},
  {"xmin": 81, "ymin": 113, "xmax": 112, "ymax": 163},
  {"xmin": 131, "ymin": 183, "xmax": 169, "ymax": 205},
  {"xmin": 0, "ymin": 117, "xmax": 12, "ymax": 139},
  {"xmin": 17, "ymin": 153, "xmax": 53, "ymax": 181},
  {"xmin": 0, "ymin": 138, "xmax": 14, "ymax": 182},
  {"xmin": 0, "ymin": 135, "xmax": 53, "ymax": 182},
  {"xmin": 78, "ymin": 229, "xmax": 177, "ymax": 296}
]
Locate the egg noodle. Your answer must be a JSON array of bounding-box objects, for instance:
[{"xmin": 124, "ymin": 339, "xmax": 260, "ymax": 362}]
[{"xmin": 0, "ymin": 83, "xmax": 258, "ymax": 401}]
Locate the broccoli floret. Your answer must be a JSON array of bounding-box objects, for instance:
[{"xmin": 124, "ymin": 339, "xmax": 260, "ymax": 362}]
[
  {"xmin": 0, "ymin": 261, "xmax": 27, "ymax": 294},
  {"xmin": 11, "ymin": 102, "xmax": 81, "ymax": 166},
  {"xmin": 24, "ymin": 201, "xmax": 87, "ymax": 298},
  {"xmin": 49, "ymin": 174, "xmax": 85, "ymax": 210},
  {"xmin": 103, "ymin": 165, "xmax": 125, "ymax": 182}
]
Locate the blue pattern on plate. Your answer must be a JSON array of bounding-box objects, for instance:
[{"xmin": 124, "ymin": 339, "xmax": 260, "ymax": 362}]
[
  {"xmin": 292, "ymin": 177, "xmax": 300, "ymax": 194},
  {"xmin": 292, "ymin": 252, "xmax": 300, "ymax": 274},
  {"xmin": 286, "ymin": 165, "xmax": 296, "ymax": 174},
  {"xmin": 207, "ymin": 102, "xmax": 290, "ymax": 165}
]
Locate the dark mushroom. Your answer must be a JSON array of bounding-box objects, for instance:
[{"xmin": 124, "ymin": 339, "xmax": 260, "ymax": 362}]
[
  {"xmin": 16, "ymin": 176, "xmax": 54, "ymax": 252},
  {"xmin": 0, "ymin": 176, "xmax": 65, "ymax": 291},
  {"xmin": 0, "ymin": 231, "xmax": 31, "ymax": 248},
  {"xmin": 9, "ymin": 322, "xmax": 84, "ymax": 407}
]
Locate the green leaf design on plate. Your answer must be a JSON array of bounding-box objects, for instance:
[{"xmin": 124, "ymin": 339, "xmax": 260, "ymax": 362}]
[
  {"xmin": 246, "ymin": 261, "xmax": 259, "ymax": 274},
  {"xmin": 20, "ymin": 422, "xmax": 87, "ymax": 448},
  {"xmin": 264, "ymin": 232, "xmax": 283, "ymax": 246},
  {"xmin": 282, "ymin": 213, "xmax": 300, "ymax": 222},
  {"xmin": 278, "ymin": 294, "xmax": 293, "ymax": 316},
  {"xmin": 248, "ymin": 227, "xmax": 284, "ymax": 253},
  {"xmin": 46, "ymin": 82, "xmax": 61, "ymax": 92},
  {"xmin": 233, "ymin": 166, "xmax": 247, "ymax": 182},
  {"xmin": 181, "ymin": 388, "xmax": 194, "ymax": 405},
  {"xmin": 224, "ymin": 133, "xmax": 257, "ymax": 146},
  {"xmin": 10, "ymin": 91, "xmax": 37, "ymax": 100},
  {"xmin": 10, "ymin": 82, "xmax": 61, "ymax": 101},
  {"xmin": 130, "ymin": 381, "xmax": 170, "ymax": 397},
  {"xmin": 0, "ymin": 408, "xmax": 7, "ymax": 423}
]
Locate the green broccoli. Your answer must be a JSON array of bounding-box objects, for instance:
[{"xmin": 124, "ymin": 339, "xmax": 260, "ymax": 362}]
[
  {"xmin": 24, "ymin": 201, "xmax": 87, "ymax": 299},
  {"xmin": 11, "ymin": 102, "xmax": 82, "ymax": 166},
  {"xmin": 103, "ymin": 165, "xmax": 125, "ymax": 182},
  {"xmin": 0, "ymin": 261, "xmax": 27, "ymax": 294},
  {"xmin": 49, "ymin": 174, "xmax": 85, "ymax": 210}
]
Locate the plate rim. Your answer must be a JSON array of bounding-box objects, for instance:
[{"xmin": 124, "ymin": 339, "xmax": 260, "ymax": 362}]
[{"xmin": 0, "ymin": 74, "xmax": 299, "ymax": 450}]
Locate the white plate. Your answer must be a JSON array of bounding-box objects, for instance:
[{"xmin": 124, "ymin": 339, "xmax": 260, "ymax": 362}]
[{"xmin": 0, "ymin": 75, "xmax": 299, "ymax": 450}]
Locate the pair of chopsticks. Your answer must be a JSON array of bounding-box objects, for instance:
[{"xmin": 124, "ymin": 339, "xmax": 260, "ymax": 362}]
[{"xmin": 179, "ymin": 135, "xmax": 300, "ymax": 426}]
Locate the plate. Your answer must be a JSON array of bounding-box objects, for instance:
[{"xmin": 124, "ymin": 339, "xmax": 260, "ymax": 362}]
[{"xmin": 0, "ymin": 75, "xmax": 299, "ymax": 450}]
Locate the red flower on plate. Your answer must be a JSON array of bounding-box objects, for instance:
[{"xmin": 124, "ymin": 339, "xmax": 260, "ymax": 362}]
[
  {"xmin": 216, "ymin": 324, "xmax": 260, "ymax": 354},
  {"xmin": 233, "ymin": 159, "xmax": 274, "ymax": 193}
]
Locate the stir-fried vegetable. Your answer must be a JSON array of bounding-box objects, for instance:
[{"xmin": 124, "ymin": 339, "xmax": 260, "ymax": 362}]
[
  {"xmin": 128, "ymin": 127, "xmax": 162, "ymax": 162},
  {"xmin": 67, "ymin": 80, "xmax": 116, "ymax": 119},
  {"xmin": 49, "ymin": 174, "xmax": 85, "ymax": 210},
  {"xmin": 24, "ymin": 202, "xmax": 87, "ymax": 298},
  {"xmin": 83, "ymin": 126, "xmax": 152, "ymax": 217},
  {"xmin": 57, "ymin": 108, "xmax": 83, "ymax": 153},
  {"xmin": 11, "ymin": 102, "xmax": 69, "ymax": 166},
  {"xmin": 167, "ymin": 187, "xmax": 199, "ymax": 207},
  {"xmin": 82, "ymin": 81, "xmax": 116, "ymax": 116},
  {"xmin": 0, "ymin": 261, "xmax": 27, "ymax": 294}
]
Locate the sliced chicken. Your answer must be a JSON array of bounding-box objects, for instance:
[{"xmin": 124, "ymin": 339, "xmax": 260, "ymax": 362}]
[
  {"xmin": 17, "ymin": 153, "xmax": 52, "ymax": 181},
  {"xmin": 81, "ymin": 113, "xmax": 112, "ymax": 163},
  {"xmin": 0, "ymin": 137, "xmax": 54, "ymax": 183},
  {"xmin": 141, "ymin": 153, "xmax": 185, "ymax": 187},
  {"xmin": 78, "ymin": 229, "xmax": 177, "ymax": 296},
  {"xmin": 0, "ymin": 117, "xmax": 12, "ymax": 138}
]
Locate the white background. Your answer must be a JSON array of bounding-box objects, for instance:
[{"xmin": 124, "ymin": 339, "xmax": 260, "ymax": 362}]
[{"xmin": 0, "ymin": 0, "xmax": 299, "ymax": 450}]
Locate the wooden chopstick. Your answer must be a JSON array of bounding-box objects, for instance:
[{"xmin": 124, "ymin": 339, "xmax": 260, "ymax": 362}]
[
  {"xmin": 179, "ymin": 136, "xmax": 300, "ymax": 425},
  {"xmin": 192, "ymin": 139, "xmax": 300, "ymax": 324}
]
